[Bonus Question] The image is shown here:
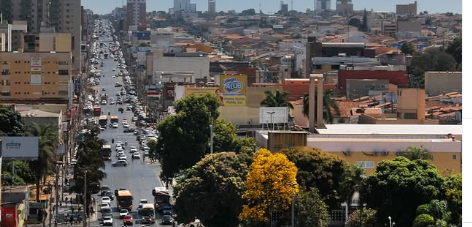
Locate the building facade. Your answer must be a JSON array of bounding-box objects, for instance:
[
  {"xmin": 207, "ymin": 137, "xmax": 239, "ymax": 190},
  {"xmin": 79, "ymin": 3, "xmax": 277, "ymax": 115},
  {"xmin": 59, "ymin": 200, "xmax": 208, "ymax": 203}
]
[
  {"xmin": 396, "ymin": 1, "xmax": 417, "ymax": 15},
  {"xmin": 126, "ymin": 0, "xmax": 147, "ymax": 31},
  {"xmin": 336, "ymin": 0, "xmax": 353, "ymax": 16},
  {"xmin": 424, "ymin": 71, "xmax": 462, "ymax": 96},
  {"xmin": 315, "ymin": 0, "xmax": 331, "ymax": 13},
  {"xmin": 208, "ymin": 0, "xmax": 216, "ymax": 13},
  {"xmin": 0, "ymin": 52, "xmax": 72, "ymax": 101}
]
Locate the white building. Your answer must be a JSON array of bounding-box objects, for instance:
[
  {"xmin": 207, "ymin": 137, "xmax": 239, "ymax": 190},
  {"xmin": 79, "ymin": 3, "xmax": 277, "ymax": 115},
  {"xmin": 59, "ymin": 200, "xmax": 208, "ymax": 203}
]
[{"xmin": 152, "ymin": 52, "xmax": 210, "ymax": 83}]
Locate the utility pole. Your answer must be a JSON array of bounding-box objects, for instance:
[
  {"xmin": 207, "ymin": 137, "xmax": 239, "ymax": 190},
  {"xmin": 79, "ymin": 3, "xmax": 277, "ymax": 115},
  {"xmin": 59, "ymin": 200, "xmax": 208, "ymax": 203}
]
[
  {"xmin": 210, "ymin": 124, "xmax": 213, "ymax": 154},
  {"xmin": 286, "ymin": 183, "xmax": 297, "ymax": 227},
  {"xmin": 83, "ymin": 171, "xmax": 87, "ymax": 227}
]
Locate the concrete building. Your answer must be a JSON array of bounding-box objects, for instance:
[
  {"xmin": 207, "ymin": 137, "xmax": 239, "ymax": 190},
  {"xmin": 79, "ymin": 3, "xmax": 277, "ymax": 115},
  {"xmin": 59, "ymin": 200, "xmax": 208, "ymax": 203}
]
[
  {"xmin": 315, "ymin": 0, "xmax": 331, "ymax": 13},
  {"xmin": 150, "ymin": 52, "xmax": 210, "ymax": 84},
  {"xmin": 396, "ymin": 1, "xmax": 417, "ymax": 15},
  {"xmin": 174, "ymin": 0, "xmax": 191, "ymax": 13},
  {"xmin": 424, "ymin": 71, "xmax": 462, "ymax": 96},
  {"xmin": 336, "ymin": 0, "xmax": 353, "ymax": 16},
  {"xmin": 126, "ymin": 0, "xmax": 147, "ymax": 31},
  {"xmin": 0, "ymin": 21, "xmax": 28, "ymax": 52},
  {"xmin": 381, "ymin": 20, "xmax": 397, "ymax": 35},
  {"xmin": 397, "ymin": 88, "xmax": 425, "ymax": 120},
  {"xmin": 208, "ymin": 0, "xmax": 216, "ymax": 13},
  {"xmin": 0, "ymin": 52, "xmax": 72, "ymax": 102},
  {"xmin": 346, "ymin": 79, "xmax": 389, "ymax": 100},
  {"xmin": 0, "ymin": 0, "xmax": 45, "ymax": 34},
  {"xmin": 338, "ymin": 67, "xmax": 408, "ymax": 95},
  {"xmin": 280, "ymin": 1, "xmax": 289, "ymax": 13},
  {"xmin": 256, "ymin": 124, "xmax": 462, "ymax": 175},
  {"xmin": 21, "ymin": 32, "xmax": 72, "ymax": 53},
  {"xmin": 397, "ymin": 18, "xmax": 422, "ymax": 37}
]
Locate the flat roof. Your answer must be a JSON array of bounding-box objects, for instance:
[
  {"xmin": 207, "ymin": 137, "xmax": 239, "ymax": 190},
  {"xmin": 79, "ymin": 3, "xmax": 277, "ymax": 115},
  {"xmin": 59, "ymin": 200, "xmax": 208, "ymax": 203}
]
[{"xmin": 316, "ymin": 124, "xmax": 462, "ymax": 135}]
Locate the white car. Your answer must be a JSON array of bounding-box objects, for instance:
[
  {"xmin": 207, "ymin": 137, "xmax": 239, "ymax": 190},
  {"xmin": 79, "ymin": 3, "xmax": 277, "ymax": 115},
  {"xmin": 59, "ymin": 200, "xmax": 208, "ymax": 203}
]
[
  {"xmin": 112, "ymin": 75, "xmax": 116, "ymax": 78},
  {"xmin": 116, "ymin": 151, "xmax": 124, "ymax": 157},
  {"xmin": 102, "ymin": 216, "xmax": 113, "ymax": 226},
  {"xmin": 132, "ymin": 152, "xmax": 140, "ymax": 159},
  {"xmin": 123, "ymin": 122, "xmax": 129, "ymax": 128},
  {"xmin": 112, "ymin": 123, "xmax": 119, "ymax": 128},
  {"xmin": 109, "ymin": 101, "xmax": 115, "ymax": 105},
  {"xmin": 122, "ymin": 119, "xmax": 128, "ymax": 124},
  {"xmin": 130, "ymin": 146, "xmax": 137, "ymax": 153},
  {"xmin": 112, "ymin": 68, "xmax": 116, "ymax": 71},
  {"xmin": 119, "ymin": 209, "xmax": 129, "ymax": 219},
  {"xmin": 116, "ymin": 141, "xmax": 123, "ymax": 147},
  {"xmin": 132, "ymin": 116, "xmax": 138, "ymax": 122},
  {"xmin": 101, "ymin": 196, "xmax": 111, "ymax": 205},
  {"xmin": 100, "ymin": 203, "xmax": 110, "ymax": 211},
  {"xmin": 118, "ymin": 154, "xmax": 127, "ymax": 160},
  {"xmin": 101, "ymin": 100, "xmax": 107, "ymax": 105}
]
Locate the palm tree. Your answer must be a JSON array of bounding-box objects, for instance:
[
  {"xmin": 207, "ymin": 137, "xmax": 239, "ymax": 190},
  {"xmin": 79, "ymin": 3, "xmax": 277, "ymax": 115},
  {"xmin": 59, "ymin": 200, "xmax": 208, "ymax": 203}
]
[
  {"xmin": 302, "ymin": 89, "xmax": 340, "ymax": 124},
  {"xmin": 260, "ymin": 90, "xmax": 294, "ymax": 109},
  {"xmin": 400, "ymin": 146, "xmax": 434, "ymax": 161},
  {"xmin": 27, "ymin": 123, "xmax": 58, "ymax": 202}
]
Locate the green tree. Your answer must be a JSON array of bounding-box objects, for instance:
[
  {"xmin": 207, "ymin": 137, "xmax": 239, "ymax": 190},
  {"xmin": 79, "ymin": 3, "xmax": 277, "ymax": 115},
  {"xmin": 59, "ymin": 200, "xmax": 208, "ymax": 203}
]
[
  {"xmin": 156, "ymin": 94, "xmax": 220, "ymax": 185},
  {"xmin": 280, "ymin": 146, "xmax": 349, "ymax": 208},
  {"xmin": 213, "ymin": 119, "xmax": 237, "ymax": 153},
  {"xmin": 446, "ymin": 37, "xmax": 462, "ymax": 70},
  {"xmin": 401, "ymin": 42, "xmax": 416, "ymax": 55},
  {"xmin": 240, "ymin": 148, "xmax": 298, "ymax": 225},
  {"xmin": 138, "ymin": 42, "xmax": 150, "ymax": 47},
  {"xmin": 408, "ymin": 48, "xmax": 456, "ymax": 88},
  {"xmin": 400, "ymin": 146, "xmax": 434, "ymax": 161},
  {"xmin": 0, "ymin": 105, "xmax": 26, "ymax": 136},
  {"xmin": 413, "ymin": 214, "xmax": 434, "ymax": 227},
  {"xmin": 241, "ymin": 8, "xmax": 256, "ymax": 16},
  {"xmin": 339, "ymin": 164, "xmax": 366, "ymax": 211},
  {"xmin": 442, "ymin": 174, "xmax": 461, "ymax": 224},
  {"xmin": 364, "ymin": 157, "xmax": 444, "ymax": 227},
  {"xmin": 174, "ymin": 152, "xmax": 250, "ymax": 227},
  {"xmin": 361, "ymin": 9, "xmax": 368, "ymax": 31},
  {"xmin": 294, "ymin": 188, "xmax": 330, "ymax": 227},
  {"xmin": 302, "ymin": 89, "xmax": 340, "ymax": 124},
  {"xmin": 27, "ymin": 123, "xmax": 58, "ymax": 202},
  {"xmin": 346, "ymin": 208, "xmax": 377, "ymax": 227},
  {"xmin": 260, "ymin": 90, "xmax": 293, "ymax": 109},
  {"xmin": 71, "ymin": 126, "xmax": 106, "ymax": 215}
]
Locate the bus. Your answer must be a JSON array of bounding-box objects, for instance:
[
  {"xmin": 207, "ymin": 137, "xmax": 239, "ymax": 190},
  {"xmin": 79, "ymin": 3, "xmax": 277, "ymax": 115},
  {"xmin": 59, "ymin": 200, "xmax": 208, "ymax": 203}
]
[
  {"xmin": 117, "ymin": 190, "xmax": 133, "ymax": 211},
  {"xmin": 93, "ymin": 106, "xmax": 101, "ymax": 117},
  {"xmin": 141, "ymin": 204, "xmax": 155, "ymax": 224},
  {"xmin": 111, "ymin": 116, "xmax": 119, "ymax": 123},
  {"xmin": 99, "ymin": 115, "xmax": 108, "ymax": 127},
  {"xmin": 152, "ymin": 187, "xmax": 171, "ymax": 207},
  {"xmin": 101, "ymin": 145, "xmax": 112, "ymax": 161}
]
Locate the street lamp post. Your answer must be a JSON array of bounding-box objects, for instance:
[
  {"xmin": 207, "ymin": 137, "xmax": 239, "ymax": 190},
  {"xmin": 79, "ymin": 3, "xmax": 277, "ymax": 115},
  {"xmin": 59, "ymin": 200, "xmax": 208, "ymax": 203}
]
[
  {"xmin": 267, "ymin": 111, "xmax": 275, "ymax": 131},
  {"xmin": 210, "ymin": 124, "xmax": 213, "ymax": 154},
  {"xmin": 83, "ymin": 171, "xmax": 87, "ymax": 227},
  {"xmin": 388, "ymin": 216, "xmax": 392, "ymax": 227},
  {"xmin": 286, "ymin": 183, "xmax": 297, "ymax": 227}
]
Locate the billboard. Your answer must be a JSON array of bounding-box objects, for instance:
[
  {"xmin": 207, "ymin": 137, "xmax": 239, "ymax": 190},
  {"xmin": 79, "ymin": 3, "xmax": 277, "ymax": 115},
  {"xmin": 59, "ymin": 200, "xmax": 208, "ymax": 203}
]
[
  {"xmin": 165, "ymin": 83, "xmax": 175, "ymax": 100},
  {"xmin": 259, "ymin": 107, "xmax": 289, "ymax": 124},
  {"xmin": 1, "ymin": 137, "xmax": 39, "ymax": 160},
  {"xmin": 219, "ymin": 75, "xmax": 247, "ymax": 106},
  {"xmin": 185, "ymin": 87, "xmax": 218, "ymax": 97}
]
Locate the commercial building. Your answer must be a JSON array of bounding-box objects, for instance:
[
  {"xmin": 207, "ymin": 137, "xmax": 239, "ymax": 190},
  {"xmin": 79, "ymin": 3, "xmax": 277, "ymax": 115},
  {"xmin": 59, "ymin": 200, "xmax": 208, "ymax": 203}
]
[
  {"xmin": 396, "ymin": 1, "xmax": 417, "ymax": 15},
  {"xmin": 424, "ymin": 72, "xmax": 462, "ymax": 96},
  {"xmin": 280, "ymin": 1, "xmax": 289, "ymax": 13},
  {"xmin": 0, "ymin": 52, "xmax": 73, "ymax": 102},
  {"xmin": 336, "ymin": 0, "xmax": 353, "ymax": 16},
  {"xmin": 256, "ymin": 124, "xmax": 462, "ymax": 175},
  {"xmin": 0, "ymin": 21, "xmax": 28, "ymax": 52},
  {"xmin": 126, "ymin": 0, "xmax": 147, "ymax": 31},
  {"xmin": 338, "ymin": 68, "xmax": 408, "ymax": 95},
  {"xmin": 0, "ymin": 0, "xmax": 44, "ymax": 34},
  {"xmin": 315, "ymin": 0, "xmax": 331, "ymax": 13},
  {"xmin": 208, "ymin": 0, "xmax": 216, "ymax": 13},
  {"xmin": 149, "ymin": 51, "xmax": 210, "ymax": 84}
]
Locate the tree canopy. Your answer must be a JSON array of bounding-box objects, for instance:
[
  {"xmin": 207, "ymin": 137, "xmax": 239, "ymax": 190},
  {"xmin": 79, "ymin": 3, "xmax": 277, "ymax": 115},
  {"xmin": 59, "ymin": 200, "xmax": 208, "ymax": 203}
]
[
  {"xmin": 401, "ymin": 42, "xmax": 416, "ymax": 55},
  {"xmin": 174, "ymin": 152, "xmax": 250, "ymax": 227},
  {"xmin": 0, "ymin": 105, "xmax": 25, "ymax": 136},
  {"xmin": 346, "ymin": 208, "xmax": 377, "ymax": 227},
  {"xmin": 280, "ymin": 146, "xmax": 349, "ymax": 208},
  {"xmin": 293, "ymin": 188, "xmax": 330, "ymax": 227},
  {"xmin": 240, "ymin": 148, "xmax": 298, "ymax": 224},
  {"xmin": 400, "ymin": 146, "xmax": 434, "ymax": 161},
  {"xmin": 446, "ymin": 37, "xmax": 462, "ymax": 70},
  {"xmin": 408, "ymin": 48, "xmax": 456, "ymax": 88},
  {"xmin": 364, "ymin": 157, "xmax": 444, "ymax": 227},
  {"xmin": 442, "ymin": 174, "xmax": 461, "ymax": 224},
  {"xmin": 260, "ymin": 90, "xmax": 294, "ymax": 109},
  {"xmin": 302, "ymin": 89, "xmax": 340, "ymax": 124}
]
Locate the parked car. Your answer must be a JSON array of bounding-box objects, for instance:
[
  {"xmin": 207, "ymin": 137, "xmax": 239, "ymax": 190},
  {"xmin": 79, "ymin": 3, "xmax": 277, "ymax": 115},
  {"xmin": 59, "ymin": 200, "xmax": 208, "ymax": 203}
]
[{"xmin": 112, "ymin": 160, "xmax": 127, "ymax": 167}]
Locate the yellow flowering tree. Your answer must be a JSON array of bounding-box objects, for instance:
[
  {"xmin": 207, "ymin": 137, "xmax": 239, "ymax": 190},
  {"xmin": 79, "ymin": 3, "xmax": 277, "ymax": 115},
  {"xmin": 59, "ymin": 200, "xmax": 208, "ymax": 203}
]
[{"xmin": 240, "ymin": 148, "xmax": 299, "ymax": 224}]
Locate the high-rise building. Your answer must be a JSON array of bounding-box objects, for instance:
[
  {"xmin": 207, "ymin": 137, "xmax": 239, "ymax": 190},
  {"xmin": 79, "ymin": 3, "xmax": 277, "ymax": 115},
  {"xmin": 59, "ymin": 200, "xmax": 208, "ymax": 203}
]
[
  {"xmin": 315, "ymin": 0, "xmax": 331, "ymax": 13},
  {"xmin": 0, "ymin": 0, "xmax": 46, "ymax": 34},
  {"xmin": 396, "ymin": 1, "xmax": 417, "ymax": 15},
  {"xmin": 336, "ymin": 0, "xmax": 353, "ymax": 16},
  {"xmin": 126, "ymin": 0, "xmax": 146, "ymax": 30},
  {"xmin": 174, "ymin": 0, "xmax": 191, "ymax": 13},
  {"xmin": 280, "ymin": 1, "xmax": 289, "ymax": 13},
  {"xmin": 208, "ymin": 0, "xmax": 216, "ymax": 13},
  {"xmin": 190, "ymin": 3, "xmax": 197, "ymax": 12}
]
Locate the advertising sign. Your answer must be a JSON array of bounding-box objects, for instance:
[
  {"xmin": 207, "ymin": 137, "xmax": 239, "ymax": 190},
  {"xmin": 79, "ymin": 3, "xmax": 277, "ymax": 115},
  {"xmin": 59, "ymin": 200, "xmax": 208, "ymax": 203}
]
[
  {"xmin": 185, "ymin": 87, "xmax": 219, "ymax": 97},
  {"xmin": 1, "ymin": 137, "xmax": 39, "ymax": 160},
  {"xmin": 165, "ymin": 83, "xmax": 175, "ymax": 100},
  {"xmin": 219, "ymin": 75, "xmax": 247, "ymax": 106}
]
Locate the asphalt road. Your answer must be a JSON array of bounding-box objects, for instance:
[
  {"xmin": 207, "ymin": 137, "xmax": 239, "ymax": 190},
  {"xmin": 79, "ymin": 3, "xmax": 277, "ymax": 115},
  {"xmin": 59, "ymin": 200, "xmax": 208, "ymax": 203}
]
[{"xmin": 90, "ymin": 35, "xmax": 167, "ymax": 227}]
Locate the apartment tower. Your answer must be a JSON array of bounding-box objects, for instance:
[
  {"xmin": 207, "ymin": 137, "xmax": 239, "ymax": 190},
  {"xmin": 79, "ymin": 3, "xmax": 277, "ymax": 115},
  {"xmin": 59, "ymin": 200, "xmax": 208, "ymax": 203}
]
[
  {"xmin": 208, "ymin": 0, "xmax": 216, "ymax": 13},
  {"xmin": 126, "ymin": 0, "xmax": 147, "ymax": 30},
  {"xmin": 315, "ymin": 0, "xmax": 331, "ymax": 13}
]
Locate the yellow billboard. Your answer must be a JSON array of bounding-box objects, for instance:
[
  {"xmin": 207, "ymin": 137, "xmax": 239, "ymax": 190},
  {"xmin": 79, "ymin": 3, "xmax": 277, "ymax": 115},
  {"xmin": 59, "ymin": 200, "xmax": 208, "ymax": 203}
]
[
  {"xmin": 185, "ymin": 87, "xmax": 218, "ymax": 97},
  {"xmin": 219, "ymin": 75, "xmax": 247, "ymax": 106}
]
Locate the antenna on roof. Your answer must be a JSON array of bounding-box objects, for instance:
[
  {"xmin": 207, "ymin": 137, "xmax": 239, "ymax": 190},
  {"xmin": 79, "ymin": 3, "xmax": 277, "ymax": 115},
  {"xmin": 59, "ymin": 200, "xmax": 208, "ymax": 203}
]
[{"xmin": 291, "ymin": 0, "xmax": 293, "ymax": 11}]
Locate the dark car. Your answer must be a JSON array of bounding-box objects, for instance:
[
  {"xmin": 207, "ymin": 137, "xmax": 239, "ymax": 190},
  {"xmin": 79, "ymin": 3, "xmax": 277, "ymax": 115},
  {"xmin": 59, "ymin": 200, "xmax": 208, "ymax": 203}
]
[
  {"xmin": 104, "ymin": 191, "xmax": 115, "ymax": 200},
  {"xmin": 101, "ymin": 208, "xmax": 113, "ymax": 217},
  {"xmin": 157, "ymin": 203, "xmax": 172, "ymax": 213},
  {"xmin": 118, "ymin": 107, "xmax": 124, "ymax": 112},
  {"xmin": 112, "ymin": 160, "xmax": 127, "ymax": 167},
  {"xmin": 161, "ymin": 215, "xmax": 173, "ymax": 225}
]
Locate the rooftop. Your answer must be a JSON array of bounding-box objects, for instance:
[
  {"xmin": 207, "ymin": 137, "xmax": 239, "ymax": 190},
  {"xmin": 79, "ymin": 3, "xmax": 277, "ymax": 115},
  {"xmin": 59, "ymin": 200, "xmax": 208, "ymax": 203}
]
[{"xmin": 316, "ymin": 124, "xmax": 462, "ymax": 135}]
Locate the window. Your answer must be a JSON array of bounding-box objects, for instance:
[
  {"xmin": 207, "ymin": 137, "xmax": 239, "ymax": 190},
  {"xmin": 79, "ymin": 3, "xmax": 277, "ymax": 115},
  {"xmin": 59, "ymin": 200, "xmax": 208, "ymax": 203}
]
[
  {"xmin": 452, "ymin": 154, "xmax": 457, "ymax": 160},
  {"xmin": 59, "ymin": 90, "xmax": 68, "ymax": 95},
  {"xmin": 357, "ymin": 161, "xmax": 375, "ymax": 169},
  {"xmin": 58, "ymin": 61, "xmax": 69, "ymax": 65},
  {"xmin": 59, "ymin": 70, "xmax": 69, "ymax": 76}
]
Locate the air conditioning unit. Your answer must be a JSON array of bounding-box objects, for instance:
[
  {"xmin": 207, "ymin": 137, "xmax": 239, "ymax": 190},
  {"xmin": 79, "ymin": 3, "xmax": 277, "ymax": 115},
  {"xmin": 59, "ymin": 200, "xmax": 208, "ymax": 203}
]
[
  {"xmin": 372, "ymin": 151, "xmax": 379, "ymax": 156},
  {"xmin": 381, "ymin": 151, "xmax": 389, "ymax": 156},
  {"xmin": 343, "ymin": 150, "xmax": 352, "ymax": 157}
]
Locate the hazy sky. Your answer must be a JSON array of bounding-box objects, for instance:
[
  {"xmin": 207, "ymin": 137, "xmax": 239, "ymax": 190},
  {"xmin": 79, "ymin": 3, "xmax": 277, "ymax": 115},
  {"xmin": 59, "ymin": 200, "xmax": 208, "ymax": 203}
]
[{"xmin": 82, "ymin": 0, "xmax": 462, "ymax": 15}]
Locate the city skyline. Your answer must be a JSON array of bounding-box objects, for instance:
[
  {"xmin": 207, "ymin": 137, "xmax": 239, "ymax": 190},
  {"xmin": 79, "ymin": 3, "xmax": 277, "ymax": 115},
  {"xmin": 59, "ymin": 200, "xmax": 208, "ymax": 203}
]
[{"xmin": 82, "ymin": 0, "xmax": 461, "ymax": 15}]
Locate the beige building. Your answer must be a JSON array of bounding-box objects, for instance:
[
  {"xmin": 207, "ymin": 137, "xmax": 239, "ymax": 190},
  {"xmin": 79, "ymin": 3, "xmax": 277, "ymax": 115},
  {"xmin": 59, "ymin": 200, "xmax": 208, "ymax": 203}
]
[
  {"xmin": 397, "ymin": 18, "xmax": 422, "ymax": 33},
  {"xmin": 424, "ymin": 71, "xmax": 462, "ymax": 96},
  {"xmin": 396, "ymin": 1, "xmax": 417, "ymax": 15},
  {"xmin": 397, "ymin": 88, "xmax": 425, "ymax": 120},
  {"xmin": 381, "ymin": 20, "xmax": 397, "ymax": 35},
  {"xmin": 0, "ymin": 52, "xmax": 72, "ymax": 101}
]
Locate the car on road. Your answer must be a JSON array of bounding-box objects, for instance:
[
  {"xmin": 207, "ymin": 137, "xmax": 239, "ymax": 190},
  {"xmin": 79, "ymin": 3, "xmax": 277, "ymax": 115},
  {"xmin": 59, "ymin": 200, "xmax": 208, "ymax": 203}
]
[
  {"xmin": 161, "ymin": 215, "xmax": 173, "ymax": 225},
  {"xmin": 116, "ymin": 151, "xmax": 124, "ymax": 157},
  {"xmin": 112, "ymin": 123, "xmax": 119, "ymax": 128},
  {"xmin": 99, "ymin": 203, "xmax": 110, "ymax": 211},
  {"xmin": 102, "ymin": 88, "xmax": 106, "ymax": 91},
  {"xmin": 132, "ymin": 152, "xmax": 140, "ymax": 159},
  {"xmin": 109, "ymin": 101, "xmax": 115, "ymax": 105},
  {"xmin": 130, "ymin": 146, "xmax": 137, "ymax": 153},
  {"xmin": 123, "ymin": 215, "xmax": 133, "ymax": 225},
  {"xmin": 137, "ymin": 204, "xmax": 143, "ymax": 215},
  {"xmin": 123, "ymin": 128, "xmax": 134, "ymax": 133},
  {"xmin": 101, "ymin": 100, "xmax": 107, "ymax": 105},
  {"xmin": 119, "ymin": 209, "xmax": 129, "ymax": 219},
  {"xmin": 104, "ymin": 191, "xmax": 114, "ymax": 200},
  {"xmin": 100, "ymin": 127, "xmax": 106, "ymax": 131},
  {"xmin": 112, "ymin": 68, "xmax": 116, "ymax": 71},
  {"xmin": 112, "ymin": 160, "xmax": 127, "ymax": 167},
  {"xmin": 132, "ymin": 116, "xmax": 138, "ymax": 122},
  {"xmin": 101, "ymin": 196, "xmax": 111, "ymax": 205},
  {"xmin": 118, "ymin": 107, "xmax": 124, "ymax": 112},
  {"xmin": 102, "ymin": 216, "xmax": 113, "ymax": 226},
  {"xmin": 123, "ymin": 122, "xmax": 129, "ymax": 128},
  {"xmin": 118, "ymin": 154, "xmax": 127, "ymax": 161}
]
